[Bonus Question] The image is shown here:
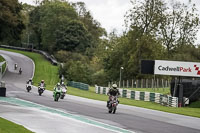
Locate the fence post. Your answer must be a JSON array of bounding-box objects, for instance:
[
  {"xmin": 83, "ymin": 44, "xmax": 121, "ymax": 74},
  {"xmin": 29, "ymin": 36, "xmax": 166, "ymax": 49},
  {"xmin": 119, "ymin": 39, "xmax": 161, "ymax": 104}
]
[
  {"xmin": 146, "ymin": 79, "xmax": 148, "ymax": 88},
  {"xmin": 132, "ymin": 79, "xmax": 134, "ymax": 88},
  {"xmin": 136, "ymin": 80, "xmax": 138, "ymax": 88},
  {"xmin": 141, "ymin": 79, "xmax": 143, "ymax": 88},
  {"xmin": 127, "ymin": 80, "xmax": 129, "ymax": 88}
]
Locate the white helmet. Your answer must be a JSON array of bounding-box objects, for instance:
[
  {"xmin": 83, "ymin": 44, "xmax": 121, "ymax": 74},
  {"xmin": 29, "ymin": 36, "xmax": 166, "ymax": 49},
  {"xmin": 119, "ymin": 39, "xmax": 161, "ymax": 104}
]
[
  {"xmin": 57, "ymin": 83, "xmax": 60, "ymax": 86},
  {"xmin": 112, "ymin": 84, "xmax": 117, "ymax": 89}
]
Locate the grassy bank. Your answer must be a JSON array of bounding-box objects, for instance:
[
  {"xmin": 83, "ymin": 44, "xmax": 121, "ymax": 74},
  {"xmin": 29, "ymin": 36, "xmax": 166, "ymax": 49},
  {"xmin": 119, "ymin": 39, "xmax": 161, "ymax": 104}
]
[
  {"xmin": 1, "ymin": 48, "xmax": 200, "ymax": 118},
  {"xmin": 0, "ymin": 117, "xmax": 33, "ymax": 133},
  {"xmin": 0, "ymin": 55, "xmax": 6, "ymax": 73},
  {"xmin": 0, "ymin": 48, "xmax": 59, "ymax": 90}
]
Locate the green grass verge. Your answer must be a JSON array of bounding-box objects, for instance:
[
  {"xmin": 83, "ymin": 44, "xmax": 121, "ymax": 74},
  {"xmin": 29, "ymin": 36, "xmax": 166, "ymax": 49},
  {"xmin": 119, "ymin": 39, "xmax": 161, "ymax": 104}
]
[
  {"xmin": 0, "ymin": 55, "xmax": 5, "ymax": 62},
  {"xmin": 0, "ymin": 117, "xmax": 33, "ymax": 133},
  {"xmin": 1, "ymin": 48, "xmax": 200, "ymax": 118},
  {"xmin": 0, "ymin": 48, "xmax": 59, "ymax": 90},
  {"xmin": 0, "ymin": 55, "xmax": 6, "ymax": 73}
]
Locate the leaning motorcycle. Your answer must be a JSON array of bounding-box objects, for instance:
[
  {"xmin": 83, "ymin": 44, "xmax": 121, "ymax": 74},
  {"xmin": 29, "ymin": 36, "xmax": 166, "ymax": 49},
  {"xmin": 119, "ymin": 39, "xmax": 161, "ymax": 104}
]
[
  {"xmin": 26, "ymin": 82, "xmax": 32, "ymax": 92},
  {"xmin": 60, "ymin": 86, "xmax": 67, "ymax": 99},
  {"xmin": 38, "ymin": 85, "xmax": 45, "ymax": 96},
  {"xmin": 14, "ymin": 63, "xmax": 17, "ymax": 70},
  {"xmin": 53, "ymin": 86, "xmax": 62, "ymax": 101},
  {"xmin": 19, "ymin": 68, "xmax": 22, "ymax": 74},
  {"xmin": 108, "ymin": 96, "xmax": 118, "ymax": 114}
]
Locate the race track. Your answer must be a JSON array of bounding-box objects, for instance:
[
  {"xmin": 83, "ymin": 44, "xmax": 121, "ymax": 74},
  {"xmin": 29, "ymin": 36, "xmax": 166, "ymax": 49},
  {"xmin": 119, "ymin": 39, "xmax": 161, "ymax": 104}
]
[{"xmin": 0, "ymin": 50, "xmax": 200, "ymax": 133}]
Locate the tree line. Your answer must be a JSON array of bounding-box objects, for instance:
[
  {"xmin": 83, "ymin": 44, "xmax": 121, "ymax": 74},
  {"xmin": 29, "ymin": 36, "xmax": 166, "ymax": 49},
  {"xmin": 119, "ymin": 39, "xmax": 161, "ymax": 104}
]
[{"xmin": 0, "ymin": 0, "xmax": 200, "ymax": 86}]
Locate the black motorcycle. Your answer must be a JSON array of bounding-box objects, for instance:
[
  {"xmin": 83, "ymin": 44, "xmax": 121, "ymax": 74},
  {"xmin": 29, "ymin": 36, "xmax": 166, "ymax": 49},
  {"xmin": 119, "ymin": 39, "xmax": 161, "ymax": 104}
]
[
  {"xmin": 108, "ymin": 96, "xmax": 118, "ymax": 114},
  {"xmin": 38, "ymin": 85, "xmax": 45, "ymax": 96}
]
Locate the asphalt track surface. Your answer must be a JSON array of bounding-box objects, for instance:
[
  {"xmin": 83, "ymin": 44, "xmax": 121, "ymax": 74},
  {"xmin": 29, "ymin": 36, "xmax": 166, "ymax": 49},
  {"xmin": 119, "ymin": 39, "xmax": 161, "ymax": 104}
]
[{"xmin": 0, "ymin": 50, "xmax": 200, "ymax": 133}]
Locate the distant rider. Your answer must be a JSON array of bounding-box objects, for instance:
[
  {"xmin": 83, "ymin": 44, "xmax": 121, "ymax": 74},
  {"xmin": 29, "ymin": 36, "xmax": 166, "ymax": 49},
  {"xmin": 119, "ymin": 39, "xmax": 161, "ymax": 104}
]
[
  {"xmin": 14, "ymin": 63, "xmax": 17, "ymax": 70},
  {"xmin": 107, "ymin": 84, "xmax": 120, "ymax": 107},
  {"xmin": 39, "ymin": 80, "xmax": 46, "ymax": 88},
  {"xmin": 26, "ymin": 78, "xmax": 33, "ymax": 85},
  {"xmin": 61, "ymin": 82, "xmax": 67, "ymax": 89},
  {"xmin": 19, "ymin": 67, "xmax": 22, "ymax": 74}
]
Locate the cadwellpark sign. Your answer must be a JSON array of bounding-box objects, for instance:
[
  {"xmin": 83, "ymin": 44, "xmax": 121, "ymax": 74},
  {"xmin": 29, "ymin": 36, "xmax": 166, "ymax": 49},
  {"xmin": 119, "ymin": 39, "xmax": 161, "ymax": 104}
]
[{"xmin": 154, "ymin": 60, "xmax": 200, "ymax": 77}]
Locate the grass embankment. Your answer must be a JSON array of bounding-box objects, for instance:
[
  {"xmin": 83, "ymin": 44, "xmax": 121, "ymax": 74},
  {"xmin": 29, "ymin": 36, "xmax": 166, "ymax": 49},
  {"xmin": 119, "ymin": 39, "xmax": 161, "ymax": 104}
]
[
  {"xmin": 0, "ymin": 117, "xmax": 33, "ymax": 133},
  {"xmin": 0, "ymin": 55, "xmax": 6, "ymax": 73},
  {"xmin": 1, "ymin": 48, "xmax": 200, "ymax": 118},
  {"xmin": 0, "ymin": 48, "xmax": 59, "ymax": 90}
]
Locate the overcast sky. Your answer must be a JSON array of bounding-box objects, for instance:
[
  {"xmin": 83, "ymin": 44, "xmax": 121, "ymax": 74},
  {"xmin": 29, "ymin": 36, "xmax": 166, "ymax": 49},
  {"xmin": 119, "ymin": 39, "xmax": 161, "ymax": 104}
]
[{"xmin": 19, "ymin": 0, "xmax": 200, "ymax": 42}]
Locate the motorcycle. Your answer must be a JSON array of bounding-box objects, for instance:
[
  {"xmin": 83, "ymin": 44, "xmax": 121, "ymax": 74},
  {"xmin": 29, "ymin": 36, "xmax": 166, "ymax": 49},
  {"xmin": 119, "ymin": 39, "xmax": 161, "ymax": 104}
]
[
  {"xmin": 14, "ymin": 63, "xmax": 18, "ymax": 70},
  {"xmin": 108, "ymin": 96, "xmax": 118, "ymax": 114},
  {"xmin": 60, "ymin": 86, "xmax": 67, "ymax": 99},
  {"xmin": 26, "ymin": 82, "xmax": 32, "ymax": 92},
  {"xmin": 38, "ymin": 85, "xmax": 45, "ymax": 96},
  {"xmin": 19, "ymin": 68, "xmax": 22, "ymax": 74},
  {"xmin": 53, "ymin": 86, "xmax": 62, "ymax": 101}
]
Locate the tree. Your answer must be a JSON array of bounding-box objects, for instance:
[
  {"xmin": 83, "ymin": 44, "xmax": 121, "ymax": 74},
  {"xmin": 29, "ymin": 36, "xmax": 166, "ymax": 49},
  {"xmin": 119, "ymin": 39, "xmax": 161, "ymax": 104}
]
[
  {"xmin": 72, "ymin": 2, "xmax": 106, "ymax": 56},
  {"xmin": 55, "ymin": 20, "xmax": 91, "ymax": 52},
  {"xmin": 159, "ymin": 1, "xmax": 200, "ymax": 58},
  {"xmin": 0, "ymin": 0, "xmax": 25, "ymax": 44},
  {"xmin": 29, "ymin": 0, "xmax": 78, "ymax": 52}
]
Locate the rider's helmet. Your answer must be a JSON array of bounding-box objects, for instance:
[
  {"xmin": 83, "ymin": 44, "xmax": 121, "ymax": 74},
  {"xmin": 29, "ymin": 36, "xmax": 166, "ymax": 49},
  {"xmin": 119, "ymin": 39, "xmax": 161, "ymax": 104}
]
[
  {"xmin": 29, "ymin": 78, "xmax": 32, "ymax": 81},
  {"xmin": 41, "ymin": 80, "xmax": 44, "ymax": 83},
  {"xmin": 112, "ymin": 84, "xmax": 117, "ymax": 89},
  {"xmin": 57, "ymin": 82, "xmax": 60, "ymax": 86},
  {"xmin": 61, "ymin": 82, "xmax": 64, "ymax": 85}
]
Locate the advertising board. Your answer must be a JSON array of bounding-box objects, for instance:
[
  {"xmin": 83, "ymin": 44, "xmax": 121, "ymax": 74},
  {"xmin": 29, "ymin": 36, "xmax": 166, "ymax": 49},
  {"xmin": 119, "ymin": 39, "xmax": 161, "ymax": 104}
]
[{"xmin": 154, "ymin": 60, "xmax": 200, "ymax": 77}]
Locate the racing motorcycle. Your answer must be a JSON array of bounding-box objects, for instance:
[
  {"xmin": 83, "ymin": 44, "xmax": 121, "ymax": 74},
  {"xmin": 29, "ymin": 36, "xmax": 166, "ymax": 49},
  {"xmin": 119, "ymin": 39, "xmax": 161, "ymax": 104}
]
[
  {"xmin": 26, "ymin": 82, "xmax": 32, "ymax": 92},
  {"xmin": 108, "ymin": 96, "xmax": 118, "ymax": 114},
  {"xmin": 53, "ymin": 86, "xmax": 62, "ymax": 101},
  {"xmin": 19, "ymin": 68, "xmax": 22, "ymax": 74},
  {"xmin": 38, "ymin": 84, "xmax": 45, "ymax": 96},
  {"xmin": 14, "ymin": 63, "xmax": 18, "ymax": 70},
  {"xmin": 60, "ymin": 86, "xmax": 67, "ymax": 99}
]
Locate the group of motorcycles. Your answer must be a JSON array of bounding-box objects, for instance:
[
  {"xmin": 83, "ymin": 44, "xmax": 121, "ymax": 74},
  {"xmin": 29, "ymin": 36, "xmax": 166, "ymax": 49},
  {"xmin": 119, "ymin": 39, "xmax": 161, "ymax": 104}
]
[
  {"xmin": 53, "ymin": 83, "xmax": 67, "ymax": 101},
  {"xmin": 20, "ymin": 59, "xmax": 118, "ymax": 113},
  {"xmin": 14, "ymin": 63, "xmax": 22, "ymax": 74},
  {"xmin": 25, "ymin": 81, "xmax": 45, "ymax": 96},
  {"xmin": 25, "ymin": 81, "xmax": 67, "ymax": 101}
]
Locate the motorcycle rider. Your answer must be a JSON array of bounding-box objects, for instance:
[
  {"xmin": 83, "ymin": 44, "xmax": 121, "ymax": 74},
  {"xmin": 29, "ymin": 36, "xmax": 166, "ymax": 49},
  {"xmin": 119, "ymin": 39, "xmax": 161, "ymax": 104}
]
[
  {"xmin": 53, "ymin": 82, "xmax": 61, "ymax": 97},
  {"xmin": 14, "ymin": 63, "xmax": 17, "ymax": 70},
  {"xmin": 107, "ymin": 84, "xmax": 120, "ymax": 107},
  {"xmin": 61, "ymin": 82, "xmax": 67, "ymax": 90},
  {"xmin": 26, "ymin": 78, "xmax": 33, "ymax": 85},
  {"xmin": 39, "ymin": 80, "xmax": 46, "ymax": 88},
  {"xmin": 19, "ymin": 67, "xmax": 22, "ymax": 74}
]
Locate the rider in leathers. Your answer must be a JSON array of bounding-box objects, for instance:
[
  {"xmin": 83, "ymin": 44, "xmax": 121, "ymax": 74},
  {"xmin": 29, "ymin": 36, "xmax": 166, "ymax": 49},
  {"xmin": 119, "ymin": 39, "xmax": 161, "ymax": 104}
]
[{"xmin": 107, "ymin": 84, "xmax": 120, "ymax": 107}]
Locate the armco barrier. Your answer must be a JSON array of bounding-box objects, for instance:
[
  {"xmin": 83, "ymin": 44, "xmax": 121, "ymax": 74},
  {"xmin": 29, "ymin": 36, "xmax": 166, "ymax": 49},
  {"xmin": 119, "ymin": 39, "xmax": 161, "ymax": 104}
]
[
  {"xmin": 95, "ymin": 86, "xmax": 185, "ymax": 107},
  {"xmin": 68, "ymin": 81, "xmax": 89, "ymax": 90},
  {"xmin": 0, "ymin": 45, "xmax": 58, "ymax": 65}
]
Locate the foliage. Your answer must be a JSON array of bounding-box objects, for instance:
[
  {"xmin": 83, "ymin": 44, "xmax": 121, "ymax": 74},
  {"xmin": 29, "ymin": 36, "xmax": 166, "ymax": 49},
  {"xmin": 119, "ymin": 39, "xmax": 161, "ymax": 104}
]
[
  {"xmin": 29, "ymin": 0, "xmax": 78, "ymax": 52},
  {"xmin": 0, "ymin": 0, "xmax": 25, "ymax": 45},
  {"xmin": 55, "ymin": 20, "xmax": 91, "ymax": 52},
  {"xmin": 64, "ymin": 60, "xmax": 92, "ymax": 84}
]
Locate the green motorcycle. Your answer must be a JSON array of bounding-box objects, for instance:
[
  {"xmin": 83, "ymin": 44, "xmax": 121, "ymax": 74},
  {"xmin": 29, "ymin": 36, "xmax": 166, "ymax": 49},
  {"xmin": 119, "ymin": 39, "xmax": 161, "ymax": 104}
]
[{"xmin": 53, "ymin": 85, "xmax": 62, "ymax": 102}]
